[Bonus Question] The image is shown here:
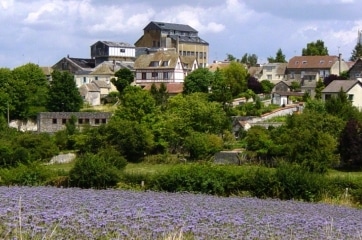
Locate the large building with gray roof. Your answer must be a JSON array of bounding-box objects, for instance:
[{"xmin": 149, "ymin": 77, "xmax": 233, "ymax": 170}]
[{"xmin": 134, "ymin": 21, "xmax": 209, "ymax": 67}]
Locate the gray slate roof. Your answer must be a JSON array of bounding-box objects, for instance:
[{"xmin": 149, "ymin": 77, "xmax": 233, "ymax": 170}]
[
  {"xmin": 144, "ymin": 21, "xmax": 197, "ymax": 33},
  {"xmin": 95, "ymin": 41, "xmax": 134, "ymax": 48},
  {"xmin": 321, "ymin": 80, "xmax": 360, "ymax": 93}
]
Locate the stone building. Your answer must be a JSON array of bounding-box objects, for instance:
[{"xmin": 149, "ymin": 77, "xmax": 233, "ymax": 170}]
[
  {"xmin": 37, "ymin": 112, "xmax": 112, "ymax": 133},
  {"xmin": 135, "ymin": 21, "xmax": 209, "ymax": 67}
]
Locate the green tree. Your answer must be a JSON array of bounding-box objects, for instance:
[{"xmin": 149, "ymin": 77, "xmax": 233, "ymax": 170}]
[
  {"xmin": 302, "ymin": 40, "xmax": 329, "ymax": 56},
  {"xmin": 12, "ymin": 63, "xmax": 48, "ymax": 118},
  {"xmin": 46, "ymin": 70, "xmax": 83, "ymax": 112},
  {"xmin": 350, "ymin": 43, "xmax": 362, "ymax": 61},
  {"xmin": 240, "ymin": 53, "xmax": 258, "ymax": 67},
  {"xmin": 183, "ymin": 68, "xmax": 213, "ymax": 94},
  {"xmin": 222, "ymin": 61, "xmax": 248, "ymax": 97},
  {"xmin": 268, "ymin": 48, "xmax": 287, "ymax": 63},
  {"xmin": 226, "ymin": 54, "xmax": 237, "ymax": 62},
  {"xmin": 150, "ymin": 83, "xmax": 168, "ymax": 110},
  {"xmin": 260, "ymin": 80, "xmax": 274, "ymax": 94},
  {"xmin": 111, "ymin": 68, "xmax": 134, "ymax": 94},
  {"xmin": 114, "ymin": 86, "xmax": 157, "ymax": 124},
  {"xmin": 314, "ymin": 79, "xmax": 325, "ymax": 99},
  {"xmin": 69, "ymin": 150, "xmax": 125, "ymax": 189},
  {"xmin": 325, "ymin": 88, "xmax": 360, "ymax": 120},
  {"xmin": 184, "ymin": 132, "xmax": 223, "ymax": 160},
  {"xmin": 208, "ymin": 69, "xmax": 233, "ymax": 110},
  {"xmin": 106, "ymin": 118, "xmax": 154, "ymax": 162}
]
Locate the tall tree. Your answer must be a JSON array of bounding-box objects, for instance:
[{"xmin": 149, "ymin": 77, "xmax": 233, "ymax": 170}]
[
  {"xmin": 350, "ymin": 43, "xmax": 362, "ymax": 61},
  {"xmin": 183, "ymin": 68, "xmax": 213, "ymax": 94},
  {"xmin": 208, "ymin": 69, "xmax": 233, "ymax": 110},
  {"xmin": 302, "ymin": 40, "xmax": 329, "ymax": 56},
  {"xmin": 46, "ymin": 70, "xmax": 83, "ymax": 112},
  {"xmin": 240, "ymin": 53, "xmax": 258, "ymax": 67},
  {"xmin": 111, "ymin": 68, "xmax": 134, "ymax": 94},
  {"xmin": 268, "ymin": 48, "xmax": 287, "ymax": 63},
  {"xmin": 222, "ymin": 61, "xmax": 248, "ymax": 97},
  {"xmin": 314, "ymin": 79, "xmax": 325, "ymax": 100},
  {"xmin": 247, "ymin": 76, "xmax": 263, "ymax": 94}
]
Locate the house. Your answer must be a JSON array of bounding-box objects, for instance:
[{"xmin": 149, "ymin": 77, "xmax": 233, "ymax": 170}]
[
  {"xmin": 321, "ymin": 80, "xmax": 362, "ymax": 109},
  {"xmin": 79, "ymin": 82, "xmax": 101, "ymax": 106},
  {"xmin": 272, "ymin": 91, "xmax": 304, "ymax": 106},
  {"xmin": 52, "ymin": 56, "xmax": 95, "ymax": 75},
  {"xmin": 37, "ymin": 112, "xmax": 112, "ymax": 133},
  {"xmin": 135, "ymin": 21, "xmax": 209, "ymax": 67},
  {"xmin": 272, "ymin": 81, "xmax": 292, "ymax": 92},
  {"xmin": 40, "ymin": 66, "xmax": 53, "ymax": 81},
  {"xmin": 348, "ymin": 58, "xmax": 362, "ymax": 81},
  {"xmin": 286, "ymin": 55, "xmax": 350, "ymax": 97},
  {"xmin": 134, "ymin": 49, "xmax": 196, "ymax": 87},
  {"xmin": 248, "ymin": 65, "xmax": 263, "ymax": 79},
  {"xmin": 259, "ymin": 63, "xmax": 287, "ymax": 83},
  {"xmin": 90, "ymin": 41, "xmax": 136, "ymax": 66}
]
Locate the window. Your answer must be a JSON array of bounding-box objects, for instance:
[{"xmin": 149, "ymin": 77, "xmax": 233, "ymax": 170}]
[
  {"xmin": 62, "ymin": 119, "xmax": 67, "ymax": 125},
  {"xmin": 102, "ymin": 119, "xmax": 107, "ymax": 124},
  {"xmin": 52, "ymin": 118, "xmax": 57, "ymax": 124},
  {"xmin": 162, "ymin": 61, "xmax": 169, "ymax": 66},
  {"xmin": 120, "ymin": 49, "xmax": 125, "ymax": 53},
  {"xmin": 95, "ymin": 119, "xmax": 100, "ymax": 125},
  {"xmin": 355, "ymin": 73, "xmax": 361, "ymax": 77},
  {"xmin": 152, "ymin": 72, "xmax": 158, "ymax": 78},
  {"xmin": 267, "ymin": 75, "xmax": 272, "ymax": 80},
  {"xmin": 142, "ymin": 72, "xmax": 146, "ymax": 80},
  {"xmin": 95, "ymin": 76, "xmax": 98, "ymax": 80},
  {"xmin": 149, "ymin": 61, "xmax": 159, "ymax": 67},
  {"xmin": 348, "ymin": 94, "xmax": 354, "ymax": 101},
  {"xmin": 83, "ymin": 77, "xmax": 86, "ymax": 83},
  {"xmin": 290, "ymin": 72, "xmax": 295, "ymax": 79},
  {"xmin": 153, "ymin": 41, "xmax": 156, "ymax": 47},
  {"xmin": 325, "ymin": 94, "xmax": 331, "ymax": 100},
  {"xmin": 78, "ymin": 119, "xmax": 83, "ymax": 124},
  {"xmin": 85, "ymin": 118, "xmax": 90, "ymax": 124},
  {"xmin": 163, "ymin": 72, "xmax": 169, "ymax": 79},
  {"xmin": 302, "ymin": 61, "xmax": 307, "ymax": 64}
]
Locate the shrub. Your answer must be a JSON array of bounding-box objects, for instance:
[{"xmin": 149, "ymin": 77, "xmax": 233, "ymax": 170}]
[
  {"xmin": 69, "ymin": 151, "xmax": 125, "ymax": 189},
  {"xmin": 0, "ymin": 162, "xmax": 56, "ymax": 186}
]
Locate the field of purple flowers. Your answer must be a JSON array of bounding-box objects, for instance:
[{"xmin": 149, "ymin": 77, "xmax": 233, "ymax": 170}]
[{"xmin": 0, "ymin": 186, "xmax": 361, "ymax": 239}]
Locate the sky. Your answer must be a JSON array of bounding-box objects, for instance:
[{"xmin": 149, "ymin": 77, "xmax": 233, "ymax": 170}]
[{"xmin": 1, "ymin": 0, "xmax": 362, "ymax": 69}]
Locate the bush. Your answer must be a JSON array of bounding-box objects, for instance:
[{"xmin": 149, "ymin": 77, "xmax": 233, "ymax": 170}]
[
  {"xmin": 69, "ymin": 150, "xmax": 126, "ymax": 189},
  {"xmin": 0, "ymin": 162, "xmax": 56, "ymax": 186}
]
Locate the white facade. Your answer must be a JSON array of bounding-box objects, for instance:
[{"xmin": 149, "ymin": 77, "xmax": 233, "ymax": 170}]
[{"xmin": 108, "ymin": 47, "xmax": 135, "ymax": 58}]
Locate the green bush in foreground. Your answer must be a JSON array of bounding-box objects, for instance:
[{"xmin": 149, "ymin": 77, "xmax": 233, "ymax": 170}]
[{"xmin": 69, "ymin": 148, "xmax": 127, "ymax": 189}]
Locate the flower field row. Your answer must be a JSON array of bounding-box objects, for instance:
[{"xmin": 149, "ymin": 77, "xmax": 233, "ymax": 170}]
[{"xmin": 0, "ymin": 186, "xmax": 361, "ymax": 239}]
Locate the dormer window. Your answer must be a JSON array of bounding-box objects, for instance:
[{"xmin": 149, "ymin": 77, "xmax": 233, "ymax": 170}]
[
  {"xmin": 120, "ymin": 49, "xmax": 125, "ymax": 53},
  {"xmin": 295, "ymin": 61, "xmax": 299, "ymax": 64},
  {"xmin": 320, "ymin": 60, "xmax": 325, "ymax": 64},
  {"xmin": 162, "ymin": 61, "xmax": 169, "ymax": 66},
  {"xmin": 302, "ymin": 61, "xmax": 307, "ymax": 64},
  {"xmin": 149, "ymin": 61, "xmax": 159, "ymax": 67}
]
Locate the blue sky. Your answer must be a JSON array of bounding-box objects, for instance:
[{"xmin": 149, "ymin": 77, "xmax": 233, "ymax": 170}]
[{"xmin": 1, "ymin": 0, "xmax": 362, "ymax": 69}]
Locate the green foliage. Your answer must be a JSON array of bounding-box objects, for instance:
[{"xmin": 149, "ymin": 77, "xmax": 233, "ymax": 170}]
[
  {"xmin": 111, "ymin": 68, "xmax": 134, "ymax": 94},
  {"xmin": 260, "ymin": 80, "xmax": 274, "ymax": 94},
  {"xmin": 115, "ymin": 86, "xmax": 157, "ymax": 124},
  {"xmin": 150, "ymin": 164, "xmax": 252, "ymax": 196},
  {"xmin": 47, "ymin": 70, "xmax": 83, "ymax": 112},
  {"xmin": 184, "ymin": 132, "xmax": 223, "ymax": 160},
  {"xmin": 183, "ymin": 68, "xmax": 213, "ymax": 94},
  {"xmin": 267, "ymin": 48, "xmax": 287, "ymax": 63},
  {"xmin": 325, "ymin": 88, "xmax": 360, "ymax": 120},
  {"xmin": 240, "ymin": 53, "xmax": 258, "ymax": 67},
  {"xmin": 244, "ymin": 126, "xmax": 274, "ymax": 160},
  {"xmin": 0, "ymin": 162, "xmax": 56, "ymax": 186},
  {"xmin": 302, "ymin": 39, "xmax": 329, "ymax": 56},
  {"xmin": 150, "ymin": 82, "xmax": 168, "ymax": 110},
  {"xmin": 290, "ymin": 81, "xmax": 301, "ymax": 92},
  {"xmin": 208, "ymin": 69, "xmax": 233, "ymax": 109},
  {"xmin": 222, "ymin": 61, "xmax": 248, "ymax": 97},
  {"xmin": 350, "ymin": 43, "xmax": 362, "ymax": 61},
  {"xmin": 69, "ymin": 150, "xmax": 125, "ymax": 189},
  {"xmin": 106, "ymin": 119, "xmax": 154, "ymax": 162},
  {"xmin": 314, "ymin": 79, "xmax": 325, "ymax": 99}
]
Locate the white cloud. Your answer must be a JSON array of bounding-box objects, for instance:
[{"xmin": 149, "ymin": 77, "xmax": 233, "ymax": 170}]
[{"xmin": 0, "ymin": 0, "xmax": 13, "ymax": 9}]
